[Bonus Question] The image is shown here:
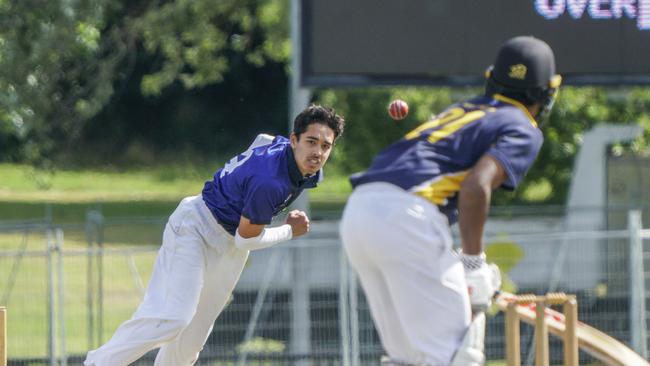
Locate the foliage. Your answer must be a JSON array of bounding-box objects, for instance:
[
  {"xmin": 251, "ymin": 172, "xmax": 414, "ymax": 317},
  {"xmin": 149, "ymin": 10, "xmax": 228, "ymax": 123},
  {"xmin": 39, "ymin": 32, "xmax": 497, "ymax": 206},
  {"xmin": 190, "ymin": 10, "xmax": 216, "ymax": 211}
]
[
  {"xmin": 524, "ymin": 87, "xmax": 649, "ymax": 203},
  {"xmin": 316, "ymin": 86, "xmax": 650, "ymax": 204},
  {"xmin": 0, "ymin": 0, "xmax": 290, "ymax": 164},
  {"xmin": 236, "ymin": 337, "xmax": 285, "ymax": 354},
  {"xmin": 135, "ymin": 0, "xmax": 289, "ymax": 96},
  {"xmin": 317, "ymin": 87, "xmax": 457, "ymax": 172},
  {"xmin": 0, "ymin": 0, "xmax": 129, "ymax": 163},
  {"xmin": 3, "ymin": 0, "xmax": 650, "ymax": 207},
  {"xmin": 486, "ymin": 239, "xmax": 524, "ymax": 299}
]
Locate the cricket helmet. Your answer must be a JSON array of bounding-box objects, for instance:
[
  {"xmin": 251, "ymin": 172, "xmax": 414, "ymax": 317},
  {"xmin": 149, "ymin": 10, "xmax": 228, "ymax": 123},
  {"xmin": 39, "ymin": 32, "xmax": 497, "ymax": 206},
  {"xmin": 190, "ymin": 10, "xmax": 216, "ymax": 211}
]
[{"xmin": 485, "ymin": 36, "xmax": 562, "ymax": 118}]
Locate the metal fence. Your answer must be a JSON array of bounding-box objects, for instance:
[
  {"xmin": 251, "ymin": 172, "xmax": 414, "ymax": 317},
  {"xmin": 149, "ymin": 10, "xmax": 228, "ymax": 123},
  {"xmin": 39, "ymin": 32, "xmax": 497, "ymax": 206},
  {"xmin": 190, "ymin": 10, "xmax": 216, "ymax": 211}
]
[{"xmin": 1, "ymin": 208, "xmax": 649, "ymax": 365}]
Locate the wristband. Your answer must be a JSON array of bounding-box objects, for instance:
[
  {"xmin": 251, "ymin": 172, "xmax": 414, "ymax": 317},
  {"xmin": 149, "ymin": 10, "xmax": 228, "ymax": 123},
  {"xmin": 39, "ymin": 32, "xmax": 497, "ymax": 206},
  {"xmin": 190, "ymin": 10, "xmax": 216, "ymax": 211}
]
[{"xmin": 459, "ymin": 251, "xmax": 486, "ymax": 271}]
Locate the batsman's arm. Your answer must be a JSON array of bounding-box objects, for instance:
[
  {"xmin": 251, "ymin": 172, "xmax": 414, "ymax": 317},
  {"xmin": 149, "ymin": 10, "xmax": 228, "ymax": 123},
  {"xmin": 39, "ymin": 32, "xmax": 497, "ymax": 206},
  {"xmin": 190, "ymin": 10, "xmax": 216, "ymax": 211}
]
[{"xmin": 458, "ymin": 155, "xmax": 507, "ymax": 255}]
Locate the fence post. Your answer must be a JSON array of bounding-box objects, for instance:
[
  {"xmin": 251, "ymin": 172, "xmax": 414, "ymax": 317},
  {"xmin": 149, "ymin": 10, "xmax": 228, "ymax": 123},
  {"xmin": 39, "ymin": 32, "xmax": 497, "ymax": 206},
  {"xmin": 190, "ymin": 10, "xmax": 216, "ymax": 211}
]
[
  {"xmin": 339, "ymin": 248, "xmax": 351, "ymax": 366},
  {"xmin": 56, "ymin": 229, "xmax": 67, "ymax": 366},
  {"xmin": 96, "ymin": 210, "xmax": 104, "ymax": 345},
  {"xmin": 85, "ymin": 209, "xmax": 104, "ymax": 349},
  {"xmin": 1, "ymin": 306, "xmax": 6, "ymax": 366},
  {"xmin": 628, "ymin": 209, "xmax": 647, "ymax": 358},
  {"xmin": 339, "ymin": 250, "xmax": 360, "ymax": 366},
  {"xmin": 349, "ymin": 269, "xmax": 360, "ymax": 366},
  {"xmin": 290, "ymin": 244, "xmax": 311, "ymax": 366},
  {"xmin": 85, "ymin": 211, "xmax": 95, "ymax": 350},
  {"xmin": 46, "ymin": 229, "xmax": 56, "ymax": 366}
]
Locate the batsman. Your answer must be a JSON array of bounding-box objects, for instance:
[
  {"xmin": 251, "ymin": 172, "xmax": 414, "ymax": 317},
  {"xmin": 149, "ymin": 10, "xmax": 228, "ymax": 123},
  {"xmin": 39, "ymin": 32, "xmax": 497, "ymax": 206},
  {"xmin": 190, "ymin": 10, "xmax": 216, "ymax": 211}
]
[{"xmin": 339, "ymin": 35, "xmax": 561, "ymax": 365}]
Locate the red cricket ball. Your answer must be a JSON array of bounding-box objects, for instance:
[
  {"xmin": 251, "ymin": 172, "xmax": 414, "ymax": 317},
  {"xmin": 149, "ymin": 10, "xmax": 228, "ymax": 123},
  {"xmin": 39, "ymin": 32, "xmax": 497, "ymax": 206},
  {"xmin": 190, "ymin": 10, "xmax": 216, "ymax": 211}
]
[{"xmin": 388, "ymin": 99, "xmax": 409, "ymax": 120}]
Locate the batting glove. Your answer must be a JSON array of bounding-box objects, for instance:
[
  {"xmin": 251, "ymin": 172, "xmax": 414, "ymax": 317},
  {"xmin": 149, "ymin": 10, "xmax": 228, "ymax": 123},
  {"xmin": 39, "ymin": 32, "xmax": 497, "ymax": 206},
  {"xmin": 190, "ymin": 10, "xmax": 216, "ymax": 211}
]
[{"xmin": 460, "ymin": 252, "xmax": 502, "ymax": 312}]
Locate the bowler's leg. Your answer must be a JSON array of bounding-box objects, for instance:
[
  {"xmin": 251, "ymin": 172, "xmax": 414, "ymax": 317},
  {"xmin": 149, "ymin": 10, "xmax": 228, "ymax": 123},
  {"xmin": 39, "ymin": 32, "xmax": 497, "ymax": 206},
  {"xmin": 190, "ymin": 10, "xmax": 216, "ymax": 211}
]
[
  {"xmin": 154, "ymin": 247, "xmax": 250, "ymax": 366},
  {"xmin": 84, "ymin": 317, "xmax": 188, "ymax": 366},
  {"xmin": 85, "ymin": 220, "xmax": 206, "ymax": 366}
]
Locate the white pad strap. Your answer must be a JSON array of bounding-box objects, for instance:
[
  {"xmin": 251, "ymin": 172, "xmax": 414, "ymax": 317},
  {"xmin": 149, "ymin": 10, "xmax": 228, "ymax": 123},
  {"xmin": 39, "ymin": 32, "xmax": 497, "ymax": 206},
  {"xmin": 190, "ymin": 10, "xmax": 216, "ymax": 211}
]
[{"xmin": 235, "ymin": 224, "xmax": 293, "ymax": 251}]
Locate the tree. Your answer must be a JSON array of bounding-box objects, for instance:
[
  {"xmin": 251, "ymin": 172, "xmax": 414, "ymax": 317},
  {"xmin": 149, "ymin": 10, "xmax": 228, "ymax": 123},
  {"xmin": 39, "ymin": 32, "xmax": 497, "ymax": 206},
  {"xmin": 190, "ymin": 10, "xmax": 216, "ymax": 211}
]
[
  {"xmin": 0, "ymin": 0, "xmax": 290, "ymax": 164},
  {"xmin": 316, "ymin": 86, "xmax": 650, "ymax": 205},
  {"xmin": 0, "ymin": 0, "xmax": 129, "ymax": 163},
  {"xmin": 135, "ymin": 0, "xmax": 289, "ymax": 96}
]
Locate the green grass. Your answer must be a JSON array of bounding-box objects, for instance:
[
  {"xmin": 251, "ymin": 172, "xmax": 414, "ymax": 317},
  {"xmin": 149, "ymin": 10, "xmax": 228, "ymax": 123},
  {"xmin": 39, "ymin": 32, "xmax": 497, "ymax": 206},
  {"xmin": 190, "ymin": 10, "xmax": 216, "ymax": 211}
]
[
  {"xmin": 0, "ymin": 163, "xmax": 209, "ymax": 202},
  {"xmin": 0, "ymin": 163, "xmax": 352, "ymax": 222},
  {"xmin": 0, "ymin": 163, "xmax": 190, "ymax": 358},
  {"xmin": 0, "ymin": 200, "xmax": 181, "ymax": 224},
  {"xmin": 0, "ymin": 162, "xmax": 352, "ymax": 359},
  {"xmin": 0, "ymin": 163, "xmax": 598, "ymax": 362},
  {"xmin": 0, "ymin": 163, "xmax": 352, "ymax": 203},
  {"xmin": 0, "ymin": 229, "xmax": 158, "ymax": 358}
]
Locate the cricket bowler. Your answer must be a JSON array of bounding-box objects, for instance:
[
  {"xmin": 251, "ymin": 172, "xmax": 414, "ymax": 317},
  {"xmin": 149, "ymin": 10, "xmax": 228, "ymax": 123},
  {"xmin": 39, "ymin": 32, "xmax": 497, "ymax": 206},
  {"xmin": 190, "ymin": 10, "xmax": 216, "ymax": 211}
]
[{"xmin": 85, "ymin": 105, "xmax": 345, "ymax": 365}]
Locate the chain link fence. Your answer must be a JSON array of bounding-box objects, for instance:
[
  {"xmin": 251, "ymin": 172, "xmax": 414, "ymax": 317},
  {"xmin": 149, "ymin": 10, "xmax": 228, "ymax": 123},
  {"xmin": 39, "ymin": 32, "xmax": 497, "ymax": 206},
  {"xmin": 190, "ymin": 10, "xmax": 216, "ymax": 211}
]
[{"xmin": 1, "ymin": 207, "xmax": 649, "ymax": 365}]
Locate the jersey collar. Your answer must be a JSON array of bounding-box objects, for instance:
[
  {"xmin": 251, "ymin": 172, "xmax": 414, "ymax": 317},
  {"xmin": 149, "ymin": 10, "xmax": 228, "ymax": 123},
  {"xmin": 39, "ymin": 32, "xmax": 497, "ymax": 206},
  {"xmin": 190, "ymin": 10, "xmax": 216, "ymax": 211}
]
[
  {"xmin": 286, "ymin": 145, "xmax": 320, "ymax": 189},
  {"xmin": 493, "ymin": 94, "xmax": 538, "ymax": 128}
]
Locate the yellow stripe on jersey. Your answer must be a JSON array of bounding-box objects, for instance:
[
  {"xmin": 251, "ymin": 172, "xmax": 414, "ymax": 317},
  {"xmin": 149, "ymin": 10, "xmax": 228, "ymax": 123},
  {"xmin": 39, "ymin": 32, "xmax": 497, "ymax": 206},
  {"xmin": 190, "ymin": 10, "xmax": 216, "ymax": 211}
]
[
  {"xmin": 405, "ymin": 107, "xmax": 465, "ymax": 140},
  {"xmin": 494, "ymin": 94, "xmax": 538, "ymax": 128},
  {"xmin": 405, "ymin": 107, "xmax": 485, "ymax": 142},
  {"xmin": 411, "ymin": 171, "xmax": 468, "ymax": 205},
  {"xmin": 426, "ymin": 110, "xmax": 485, "ymax": 144}
]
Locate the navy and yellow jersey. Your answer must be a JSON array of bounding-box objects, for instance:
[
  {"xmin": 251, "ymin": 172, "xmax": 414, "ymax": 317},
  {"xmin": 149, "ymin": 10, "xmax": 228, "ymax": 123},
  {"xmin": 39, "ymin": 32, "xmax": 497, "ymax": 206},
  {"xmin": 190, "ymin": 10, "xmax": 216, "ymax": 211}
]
[
  {"xmin": 202, "ymin": 134, "xmax": 320, "ymax": 236},
  {"xmin": 349, "ymin": 94, "xmax": 543, "ymax": 223}
]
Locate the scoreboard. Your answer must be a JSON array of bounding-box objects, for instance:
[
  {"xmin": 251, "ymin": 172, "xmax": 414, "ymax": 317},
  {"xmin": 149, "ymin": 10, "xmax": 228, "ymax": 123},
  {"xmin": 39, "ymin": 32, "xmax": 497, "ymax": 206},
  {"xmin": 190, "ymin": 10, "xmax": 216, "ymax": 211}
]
[{"xmin": 301, "ymin": 0, "xmax": 650, "ymax": 86}]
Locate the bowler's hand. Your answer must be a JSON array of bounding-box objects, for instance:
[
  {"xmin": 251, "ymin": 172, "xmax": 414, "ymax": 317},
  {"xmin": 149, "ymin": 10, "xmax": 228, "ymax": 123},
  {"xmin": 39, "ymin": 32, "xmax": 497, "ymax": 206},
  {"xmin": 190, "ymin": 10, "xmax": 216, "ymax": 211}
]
[{"xmin": 286, "ymin": 210, "xmax": 310, "ymax": 237}]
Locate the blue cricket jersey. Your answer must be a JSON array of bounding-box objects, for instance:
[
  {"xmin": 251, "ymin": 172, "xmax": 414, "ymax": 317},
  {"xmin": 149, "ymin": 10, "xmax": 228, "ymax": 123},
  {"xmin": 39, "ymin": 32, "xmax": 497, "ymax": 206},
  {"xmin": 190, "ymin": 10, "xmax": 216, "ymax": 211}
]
[
  {"xmin": 202, "ymin": 134, "xmax": 320, "ymax": 236},
  {"xmin": 350, "ymin": 94, "xmax": 543, "ymax": 224}
]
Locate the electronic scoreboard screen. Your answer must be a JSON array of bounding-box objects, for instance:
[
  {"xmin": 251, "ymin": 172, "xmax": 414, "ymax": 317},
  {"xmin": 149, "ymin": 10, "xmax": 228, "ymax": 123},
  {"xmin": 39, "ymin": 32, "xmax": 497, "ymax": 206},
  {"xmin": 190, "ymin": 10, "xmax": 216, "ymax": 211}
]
[{"xmin": 301, "ymin": 0, "xmax": 650, "ymax": 86}]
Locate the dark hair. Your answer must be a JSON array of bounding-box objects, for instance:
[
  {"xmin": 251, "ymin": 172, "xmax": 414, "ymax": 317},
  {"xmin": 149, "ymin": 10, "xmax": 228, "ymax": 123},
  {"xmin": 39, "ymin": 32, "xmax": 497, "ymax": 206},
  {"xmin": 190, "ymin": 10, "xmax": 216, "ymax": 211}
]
[{"xmin": 292, "ymin": 104, "xmax": 345, "ymax": 140}]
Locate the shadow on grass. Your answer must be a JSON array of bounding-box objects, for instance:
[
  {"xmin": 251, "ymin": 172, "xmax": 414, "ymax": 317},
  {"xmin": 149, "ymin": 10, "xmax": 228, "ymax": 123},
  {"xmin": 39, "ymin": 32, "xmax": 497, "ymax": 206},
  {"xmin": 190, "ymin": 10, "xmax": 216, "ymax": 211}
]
[
  {"xmin": 0, "ymin": 200, "xmax": 180, "ymax": 223},
  {"xmin": 0, "ymin": 196, "xmax": 350, "ymax": 224},
  {"xmin": 0, "ymin": 197, "xmax": 349, "ymax": 248}
]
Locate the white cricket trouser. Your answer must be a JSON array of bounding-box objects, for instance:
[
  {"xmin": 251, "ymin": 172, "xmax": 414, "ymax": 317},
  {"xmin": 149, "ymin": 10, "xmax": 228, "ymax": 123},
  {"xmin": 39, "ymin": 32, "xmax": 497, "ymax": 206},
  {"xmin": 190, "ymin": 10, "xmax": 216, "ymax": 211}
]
[
  {"xmin": 340, "ymin": 183, "xmax": 471, "ymax": 366},
  {"xmin": 84, "ymin": 195, "xmax": 249, "ymax": 366}
]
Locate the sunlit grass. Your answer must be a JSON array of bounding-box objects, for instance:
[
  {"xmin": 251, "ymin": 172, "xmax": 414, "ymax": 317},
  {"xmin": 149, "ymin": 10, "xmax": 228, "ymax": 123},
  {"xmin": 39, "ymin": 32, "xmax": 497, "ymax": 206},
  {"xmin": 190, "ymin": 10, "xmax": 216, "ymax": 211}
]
[
  {"xmin": 0, "ymin": 228, "xmax": 157, "ymax": 358},
  {"xmin": 0, "ymin": 163, "xmax": 352, "ymax": 222},
  {"xmin": 0, "ymin": 163, "xmax": 353, "ymax": 202},
  {"xmin": 0, "ymin": 162, "xmax": 352, "ymax": 359},
  {"xmin": 0, "ymin": 163, "xmax": 209, "ymax": 202}
]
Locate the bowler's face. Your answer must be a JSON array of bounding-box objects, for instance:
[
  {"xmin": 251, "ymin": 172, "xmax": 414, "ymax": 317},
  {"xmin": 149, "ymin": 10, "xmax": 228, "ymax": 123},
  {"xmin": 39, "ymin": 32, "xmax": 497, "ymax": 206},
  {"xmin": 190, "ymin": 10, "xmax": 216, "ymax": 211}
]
[{"xmin": 291, "ymin": 123, "xmax": 335, "ymax": 177}]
